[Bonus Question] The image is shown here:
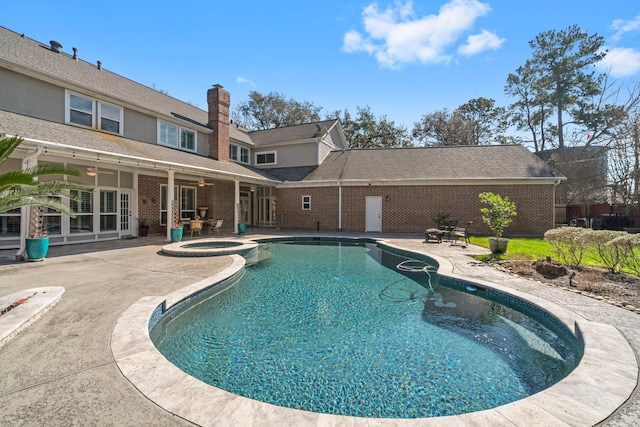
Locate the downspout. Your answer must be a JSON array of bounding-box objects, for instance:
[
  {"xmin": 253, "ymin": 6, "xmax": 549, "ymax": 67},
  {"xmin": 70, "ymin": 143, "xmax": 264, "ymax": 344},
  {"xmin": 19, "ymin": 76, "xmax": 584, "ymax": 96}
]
[{"xmin": 17, "ymin": 146, "xmax": 43, "ymax": 260}]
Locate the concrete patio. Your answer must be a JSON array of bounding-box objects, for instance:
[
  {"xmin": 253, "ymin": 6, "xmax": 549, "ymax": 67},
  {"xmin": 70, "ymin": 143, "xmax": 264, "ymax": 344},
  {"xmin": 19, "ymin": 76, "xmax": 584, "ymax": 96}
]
[{"xmin": 0, "ymin": 231, "xmax": 638, "ymax": 426}]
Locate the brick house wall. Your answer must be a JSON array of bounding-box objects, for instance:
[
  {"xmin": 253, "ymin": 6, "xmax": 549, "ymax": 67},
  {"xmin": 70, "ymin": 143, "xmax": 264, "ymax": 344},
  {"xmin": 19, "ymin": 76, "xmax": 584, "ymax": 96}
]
[
  {"xmin": 138, "ymin": 175, "xmax": 236, "ymax": 234},
  {"xmin": 276, "ymin": 187, "xmax": 341, "ymax": 230},
  {"xmin": 276, "ymin": 183, "xmax": 555, "ymax": 236}
]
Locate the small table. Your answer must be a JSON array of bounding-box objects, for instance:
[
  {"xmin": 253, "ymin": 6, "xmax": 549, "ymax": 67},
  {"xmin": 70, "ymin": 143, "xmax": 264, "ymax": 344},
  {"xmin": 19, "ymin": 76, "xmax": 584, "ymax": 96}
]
[{"xmin": 424, "ymin": 228, "xmax": 443, "ymax": 243}]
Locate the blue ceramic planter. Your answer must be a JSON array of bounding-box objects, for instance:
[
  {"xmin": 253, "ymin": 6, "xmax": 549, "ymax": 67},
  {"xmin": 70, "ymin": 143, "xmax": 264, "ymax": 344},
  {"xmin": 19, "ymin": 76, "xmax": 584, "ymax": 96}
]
[
  {"xmin": 25, "ymin": 236, "xmax": 49, "ymax": 261},
  {"xmin": 171, "ymin": 227, "xmax": 183, "ymax": 242}
]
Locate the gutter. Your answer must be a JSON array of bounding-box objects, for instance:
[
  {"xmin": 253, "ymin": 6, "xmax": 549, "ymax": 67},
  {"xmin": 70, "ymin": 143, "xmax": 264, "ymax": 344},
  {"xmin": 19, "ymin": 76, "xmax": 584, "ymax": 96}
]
[
  {"xmin": 15, "ymin": 135, "xmax": 278, "ymax": 185},
  {"xmin": 276, "ymin": 176, "xmax": 566, "ymax": 188}
]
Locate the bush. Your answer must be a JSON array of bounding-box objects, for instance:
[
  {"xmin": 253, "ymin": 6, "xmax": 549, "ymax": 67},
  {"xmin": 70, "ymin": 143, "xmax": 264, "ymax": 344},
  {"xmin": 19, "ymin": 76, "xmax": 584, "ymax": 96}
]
[
  {"xmin": 585, "ymin": 229, "xmax": 627, "ymax": 273},
  {"xmin": 613, "ymin": 233, "xmax": 640, "ymax": 275},
  {"xmin": 544, "ymin": 227, "xmax": 589, "ymax": 268}
]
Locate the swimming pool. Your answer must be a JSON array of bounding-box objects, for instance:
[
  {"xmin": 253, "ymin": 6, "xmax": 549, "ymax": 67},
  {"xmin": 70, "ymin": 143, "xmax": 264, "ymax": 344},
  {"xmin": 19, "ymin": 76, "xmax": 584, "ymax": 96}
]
[{"xmin": 150, "ymin": 240, "xmax": 582, "ymax": 418}]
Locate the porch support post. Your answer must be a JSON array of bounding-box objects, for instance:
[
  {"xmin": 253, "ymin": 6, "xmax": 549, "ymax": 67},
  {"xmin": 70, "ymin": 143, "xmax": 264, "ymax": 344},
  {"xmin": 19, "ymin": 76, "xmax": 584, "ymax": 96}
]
[
  {"xmin": 234, "ymin": 180, "xmax": 240, "ymax": 234},
  {"xmin": 338, "ymin": 182, "xmax": 343, "ymax": 231},
  {"xmin": 166, "ymin": 170, "xmax": 175, "ymax": 242}
]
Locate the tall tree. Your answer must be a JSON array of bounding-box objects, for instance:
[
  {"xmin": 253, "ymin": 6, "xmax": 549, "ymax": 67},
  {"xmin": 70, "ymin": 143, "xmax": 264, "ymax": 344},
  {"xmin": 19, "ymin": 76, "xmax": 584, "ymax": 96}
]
[
  {"xmin": 505, "ymin": 63, "xmax": 553, "ymax": 152},
  {"xmin": 508, "ymin": 25, "xmax": 607, "ymax": 149},
  {"xmin": 456, "ymin": 97, "xmax": 509, "ymax": 145},
  {"xmin": 609, "ymin": 109, "xmax": 640, "ymax": 206},
  {"xmin": 412, "ymin": 109, "xmax": 475, "ymax": 146},
  {"xmin": 328, "ymin": 106, "xmax": 412, "ymax": 148},
  {"xmin": 232, "ymin": 91, "xmax": 322, "ymax": 130}
]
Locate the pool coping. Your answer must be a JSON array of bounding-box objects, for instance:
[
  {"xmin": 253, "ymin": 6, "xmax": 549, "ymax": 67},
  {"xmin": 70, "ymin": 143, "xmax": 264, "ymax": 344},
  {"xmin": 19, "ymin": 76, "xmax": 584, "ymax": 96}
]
[
  {"xmin": 161, "ymin": 238, "xmax": 258, "ymax": 257},
  {"xmin": 0, "ymin": 286, "xmax": 64, "ymax": 349},
  {"xmin": 111, "ymin": 238, "xmax": 638, "ymax": 427}
]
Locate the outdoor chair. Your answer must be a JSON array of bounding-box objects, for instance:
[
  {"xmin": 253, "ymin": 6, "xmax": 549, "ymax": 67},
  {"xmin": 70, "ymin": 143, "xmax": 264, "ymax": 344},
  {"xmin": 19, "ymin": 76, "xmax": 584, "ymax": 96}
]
[
  {"xmin": 451, "ymin": 221, "xmax": 472, "ymax": 247},
  {"xmin": 441, "ymin": 220, "xmax": 459, "ymax": 241},
  {"xmin": 209, "ymin": 219, "xmax": 223, "ymax": 235},
  {"xmin": 190, "ymin": 219, "xmax": 203, "ymax": 237}
]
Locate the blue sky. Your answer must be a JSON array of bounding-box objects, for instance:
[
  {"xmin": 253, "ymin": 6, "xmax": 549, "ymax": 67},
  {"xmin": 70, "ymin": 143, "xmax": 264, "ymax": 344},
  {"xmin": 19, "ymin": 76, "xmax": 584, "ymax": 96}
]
[{"xmin": 4, "ymin": 0, "xmax": 640, "ymax": 132}]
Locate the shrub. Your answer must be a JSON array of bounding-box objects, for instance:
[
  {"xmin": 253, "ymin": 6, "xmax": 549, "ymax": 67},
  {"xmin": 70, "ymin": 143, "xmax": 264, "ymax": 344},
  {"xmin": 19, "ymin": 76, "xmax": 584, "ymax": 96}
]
[
  {"xmin": 586, "ymin": 229, "xmax": 627, "ymax": 273},
  {"xmin": 544, "ymin": 227, "xmax": 589, "ymax": 268},
  {"xmin": 613, "ymin": 233, "xmax": 640, "ymax": 275},
  {"xmin": 433, "ymin": 212, "xmax": 450, "ymax": 229}
]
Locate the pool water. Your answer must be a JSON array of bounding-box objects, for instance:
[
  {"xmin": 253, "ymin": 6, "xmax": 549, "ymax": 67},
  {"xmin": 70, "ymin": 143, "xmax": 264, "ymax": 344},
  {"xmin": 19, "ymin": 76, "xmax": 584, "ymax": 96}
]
[{"xmin": 151, "ymin": 241, "xmax": 581, "ymax": 418}]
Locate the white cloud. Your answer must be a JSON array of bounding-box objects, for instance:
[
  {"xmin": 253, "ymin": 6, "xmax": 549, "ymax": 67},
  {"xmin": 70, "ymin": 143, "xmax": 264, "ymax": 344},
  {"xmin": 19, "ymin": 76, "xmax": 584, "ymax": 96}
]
[
  {"xmin": 342, "ymin": 0, "xmax": 497, "ymax": 68},
  {"xmin": 598, "ymin": 47, "xmax": 640, "ymax": 77},
  {"xmin": 236, "ymin": 76, "xmax": 256, "ymax": 87},
  {"xmin": 458, "ymin": 29, "xmax": 505, "ymax": 56},
  {"xmin": 611, "ymin": 15, "xmax": 640, "ymax": 41}
]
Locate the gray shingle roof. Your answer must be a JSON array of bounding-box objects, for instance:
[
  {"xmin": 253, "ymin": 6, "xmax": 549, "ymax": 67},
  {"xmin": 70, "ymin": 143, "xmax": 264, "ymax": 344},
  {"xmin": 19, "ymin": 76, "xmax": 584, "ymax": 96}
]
[
  {"xmin": 249, "ymin": 120, "xmax": 340, "ymax": 146},
  {"xmin": 0, "ymin": 110, "xmax": 280, "ymax": 183},
  {"xmin": 0, "ymin": 26, "xmax": 211, "ymax": 131},
  {"xmin": 303, "ymin": 145, "xmax": 564, "ymax": 182}
]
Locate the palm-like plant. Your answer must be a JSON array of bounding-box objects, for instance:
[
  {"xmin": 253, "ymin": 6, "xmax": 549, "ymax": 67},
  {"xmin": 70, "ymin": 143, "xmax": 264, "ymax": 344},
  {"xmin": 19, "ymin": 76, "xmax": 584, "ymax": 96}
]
[{"xmin": 0, "ymin": 134, "xmax": 92, "ymax": 216}]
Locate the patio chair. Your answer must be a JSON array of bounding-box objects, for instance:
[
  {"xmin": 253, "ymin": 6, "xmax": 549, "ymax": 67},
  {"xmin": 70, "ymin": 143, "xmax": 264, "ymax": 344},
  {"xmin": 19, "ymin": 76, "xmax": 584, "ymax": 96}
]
[
  {"xmin": 190, "ymin": 219, "xmax": 203, "ymax": 237},
  {"xmin": 209, "ymin": 219, "xmax": 223, "ymax": 235},
  {"xmin": 442, "ymin": 220, "xmax": 459, "ymax": 241},
  {"xmin": 452, "ymin": 221, "xmax": 472, "ymax": 247}
]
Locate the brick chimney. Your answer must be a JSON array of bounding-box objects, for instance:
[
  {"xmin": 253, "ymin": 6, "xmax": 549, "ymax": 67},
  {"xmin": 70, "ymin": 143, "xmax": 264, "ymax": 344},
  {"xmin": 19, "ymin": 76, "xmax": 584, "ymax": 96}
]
[{"xmin": 208, "ymin": 84, "xmax": 230, "ymax": 161}]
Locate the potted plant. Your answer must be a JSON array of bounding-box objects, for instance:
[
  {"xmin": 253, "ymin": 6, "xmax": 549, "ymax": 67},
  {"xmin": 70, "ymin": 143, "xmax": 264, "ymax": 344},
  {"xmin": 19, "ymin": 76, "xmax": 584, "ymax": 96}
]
[
  {"xmin": 25, "ymin": 205, "xmax": 48, "ymax": 261},
  {"xmin": 237, "ymin": 202, "xmax": 247, "ymax": 234},
  {"xmin": 198, "ymin": 206, "xmax": 208, "ymax": 219},
  {"xmin": 137, "ymin": 218, "xmax": 149, "ymax": 237},
  {"xmin": 433, "ymin": 212, "xmax": 450, "ymax": 230},
  {"xmin": 479, "ymin": 192, "xmax": 517, "ymax": 254},
  {"xmin": 170, "ymin": 200, "xmax": 183, "ymax": 242},
  {"xmin": 0, "ymin": 135, "xmax": 92, "ymax": 261}
]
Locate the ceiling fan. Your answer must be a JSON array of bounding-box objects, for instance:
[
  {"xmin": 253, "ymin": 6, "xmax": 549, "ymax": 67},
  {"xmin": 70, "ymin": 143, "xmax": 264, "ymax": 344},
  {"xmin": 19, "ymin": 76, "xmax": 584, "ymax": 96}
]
[
  {"xmin": 86, "ymin": 167, "xmax": 114, "ymax": 177},
  {"xmin": 198, "ymin": 178, "xmax": 215, "ymax": 187}
]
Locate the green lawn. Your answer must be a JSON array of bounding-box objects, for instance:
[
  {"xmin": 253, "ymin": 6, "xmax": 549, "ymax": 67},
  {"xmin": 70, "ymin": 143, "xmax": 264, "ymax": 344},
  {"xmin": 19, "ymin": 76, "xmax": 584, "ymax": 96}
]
[
  {"xmin": 468, "ymin": 235, "xmax": 606, "ymax": 268},
  {"xmin": 468, "ymin": 236, "xmax": 550, "ymax": 260}
]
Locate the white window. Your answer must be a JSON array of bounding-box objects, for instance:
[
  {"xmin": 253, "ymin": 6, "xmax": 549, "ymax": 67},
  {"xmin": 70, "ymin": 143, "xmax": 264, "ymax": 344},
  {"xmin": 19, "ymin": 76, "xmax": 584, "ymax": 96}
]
[
  {"xmin": 181, "ymin": 129, "xmax": 196, "ymax": 151},
  {"xmin": 230, "ymin": 144, "xmax": 250, "ymax": 164},
  {"xmin": 0, "ymin": 208, "xmax": 20, "ymax": 237},
  {"xmin": 256, "ymin": 151, "xmax": 277, "ymax": 165},
  {"xmin": 158, "ymin": 121, "xmax": 197, "ymax": 152},
  {"xmin": 99, "ymin": 103, "xmax": 122, "ymax": 134},
  {"xmin": 181, "ymin": 187, "xmax": 197, "ymax": 219},
  {"xmin": 99, "ymin": 190, "xmax": 118, "ymax": 231},
  {"xmin": 65, "ymin": 91, "xmax": 123, "ymax": 134},
  {"xmin": 43, "ymin": 197, "xmax": 62, "ymax": 236},
  {"xmin": 302, "ymin": 195, "xmax": 311, "ymax": 210},
  {"xmin": 70, "ymin": 190, "xmax": 93, "ymax": 233}
]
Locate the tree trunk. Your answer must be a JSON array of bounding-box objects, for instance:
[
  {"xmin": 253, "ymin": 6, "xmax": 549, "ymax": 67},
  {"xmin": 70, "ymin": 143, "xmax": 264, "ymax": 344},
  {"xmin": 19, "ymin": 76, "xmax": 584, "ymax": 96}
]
[{"xmin": 557, "ymin": 98, "xmax": 564, "ymax": 148}]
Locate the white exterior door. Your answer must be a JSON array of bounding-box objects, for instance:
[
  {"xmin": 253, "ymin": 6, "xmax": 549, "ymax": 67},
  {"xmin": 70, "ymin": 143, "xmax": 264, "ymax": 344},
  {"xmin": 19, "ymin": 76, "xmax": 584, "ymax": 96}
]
[
  {"xmin": 365, "ymin": 196, "xmax": 382, "ymax": 232},
  {"xmin": 120, "ymin": 191, "xmax": 132, "ymax": 237}
]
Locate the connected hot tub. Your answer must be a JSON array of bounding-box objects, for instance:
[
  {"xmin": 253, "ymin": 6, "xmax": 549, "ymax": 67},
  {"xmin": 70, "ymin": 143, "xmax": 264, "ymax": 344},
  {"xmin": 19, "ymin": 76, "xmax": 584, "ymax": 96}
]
[{"xmin": 161, "ymin": 239, "xmax": 258, "ymax": 258}]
